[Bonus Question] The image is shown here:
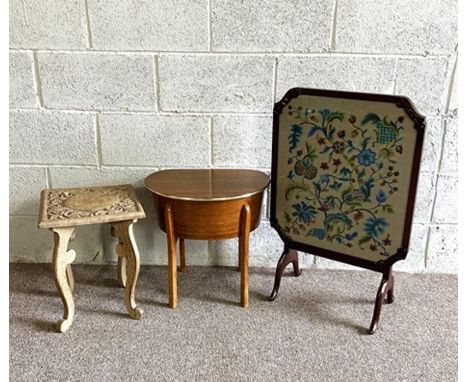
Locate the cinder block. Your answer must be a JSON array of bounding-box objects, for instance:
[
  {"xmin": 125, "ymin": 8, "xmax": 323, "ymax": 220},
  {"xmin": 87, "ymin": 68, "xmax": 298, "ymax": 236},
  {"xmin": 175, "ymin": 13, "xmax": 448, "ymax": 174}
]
[
  {"xmin": 315, "ymin": 257, "xmax": 364, "ymax": 271},
  {"xmin": 9, "ymin": 51, "xmax": 38, "ymax": 108},
  {"xmin": 10, "ymin": 0, "xmax": 87, "ymax": 49},
  {"xmin": 276, "ymin": 56, "xmax": 396, "ymax": 99},
  {"xmin": 9, "ymin": 216, "xmax": 104, "ymax": 264},
  {"xmin": 335, "ymin": 0, "xmax": 457, "ymax": 54},
  {"xmin": 420, "ymin": 118, "xmax": 443, "ymax": 173},
  {"xmin": 449, "ymin": 66, "xmax": 458, "ymax": 114},
  {"xmin": 263, "ymin": 188, "xmax": 271, "ymax": 220},
  {"xmin": 212, "ymin": 0, "xmax": 333, "ymax": 52},
  {"xmin": 394, "ymin": 224, "xmax": 428, "ymax": 273},
  {"xmin": 212, "ymin": 116, "xmax": 272, "ymax": 168},
  {"xmin": 49, "ymin": 167, "xmax": 153, "ymax": 189},
  {"xmin": 159, "ymin": 55, "xmax": 274, "ymax": 112},
  {"xmin": 395, "ymin": 58, "xmax": 449, "ymax": 116},
  {"xmin": 88, "ymin": 0, "xmax": 208, "ymax": 51},
  {"xmin": 208, "ymin": 221, "xmax": 284, "ymax": 267},
  {"xmin": 261, "ymin": 188, "xmax": 269, "ymax": 220},
  {"xmin": 9, "ymin": 110, "xmax": 97, "ymax": 165},
  {"xmin": 9, "ymin": 166, "xmax": 47, "ymax": 215},
  {"xmin": 426, "ymin": 224, "xmax": 457, "ymax": 273},
  {"xmin": 99, "ymin": 113, "xmax": 210, "ymax": 166},
  {"xmin": 298, "ymin": 252, "xmax": 316, "ymax": 268},
  {"xmin": 432, "ymin": 175, "xmax": 457, "ymax": 223},
  {"xmin": 38, "ymin": 53, "xmax": 155, "ymax": 111},
  {"xmin": 440, "ymin": 116, "xmax": 458, "ymax": 173},
  {"xmin": 413, "ymin": 172, "xmax": 436, "ymax": 223},
  {"xmin": 10, "ymin": 216, "xmax": 54, "ymax": 262}
]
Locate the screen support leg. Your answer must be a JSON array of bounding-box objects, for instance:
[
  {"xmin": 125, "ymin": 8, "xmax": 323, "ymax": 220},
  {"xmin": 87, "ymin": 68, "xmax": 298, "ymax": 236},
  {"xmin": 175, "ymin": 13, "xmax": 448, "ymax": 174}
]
[
  {"xmin": 269, "ymin": 246, "xmax": 302, "ymax": 301},
  {"xmin": 368, "ymin": 266, "xmax": 395, "ymax": 334}
]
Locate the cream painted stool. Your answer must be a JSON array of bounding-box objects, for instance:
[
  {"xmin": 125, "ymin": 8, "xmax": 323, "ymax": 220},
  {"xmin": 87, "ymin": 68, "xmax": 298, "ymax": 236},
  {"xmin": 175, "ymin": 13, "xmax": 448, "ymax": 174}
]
[{"xmin": 38, "ymin": 185, "xmax": 146, "ymax": 332}]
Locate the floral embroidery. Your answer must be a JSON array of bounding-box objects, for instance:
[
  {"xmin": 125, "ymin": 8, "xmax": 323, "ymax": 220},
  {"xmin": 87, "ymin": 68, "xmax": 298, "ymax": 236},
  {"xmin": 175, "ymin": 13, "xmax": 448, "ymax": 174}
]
[
  {"xmin": 283, "ymin": 106, "xmax": 405, "ymax": 257},
  {"xmin": 357, "ymin": 149, "xmax": 376, "ymax": 166}
]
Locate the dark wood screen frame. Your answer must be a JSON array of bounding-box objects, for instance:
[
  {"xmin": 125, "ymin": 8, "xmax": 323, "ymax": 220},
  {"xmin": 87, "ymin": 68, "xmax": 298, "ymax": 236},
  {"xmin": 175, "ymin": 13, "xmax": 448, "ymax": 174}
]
[{"xmin": 268, "ymin": 87, "xmax": 426, "ymax": 333}]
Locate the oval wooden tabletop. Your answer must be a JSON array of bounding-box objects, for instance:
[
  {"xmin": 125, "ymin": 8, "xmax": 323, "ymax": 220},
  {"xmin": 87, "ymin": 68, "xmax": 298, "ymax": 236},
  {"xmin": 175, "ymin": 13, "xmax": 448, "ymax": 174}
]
[{"xmin": 144, "ymin": 169, "xmax": 270, "ymax": 201}]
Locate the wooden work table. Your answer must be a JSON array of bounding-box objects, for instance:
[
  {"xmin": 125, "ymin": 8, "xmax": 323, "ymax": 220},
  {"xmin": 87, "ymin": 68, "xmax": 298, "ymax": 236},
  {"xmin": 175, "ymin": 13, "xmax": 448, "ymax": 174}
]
[{"xmin": 145, "ymin": 169, "xmax": 270, "ymax": 308}]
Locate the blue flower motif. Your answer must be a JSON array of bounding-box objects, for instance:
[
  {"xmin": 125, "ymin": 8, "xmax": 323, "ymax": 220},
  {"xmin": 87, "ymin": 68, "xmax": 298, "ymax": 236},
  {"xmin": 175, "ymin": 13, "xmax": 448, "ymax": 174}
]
[
  {"xmin": 287, "ymin": 170, "xmax": 294, "ymax": 180},
  {"xmin": 376, "ymin": 190, "xmax": 387, "ymax": 204},
  {"xmin": 345, "ymin": 231, "xmax": 358, "ymax": 241},
  {"xmin": 320, "ymin": 108, "xmax": 331, "ymax": 118},
  {"xmin": 357, "ymin": 149, "xmax": 376, "ymax": 166},
  {"xmin": 292, "ymin": 202, "xmax": 317, "ymax": 224},
  {"xmin": 319, "ymin": 174, "xmax": 330, "ymax": 184},
  {"xmin": 311, "ymin": 228, "xmax": 326, "ymax": 240},
  {"xmin": 363, "ymin": 217, "xmax": 388, "ymax": 238}
]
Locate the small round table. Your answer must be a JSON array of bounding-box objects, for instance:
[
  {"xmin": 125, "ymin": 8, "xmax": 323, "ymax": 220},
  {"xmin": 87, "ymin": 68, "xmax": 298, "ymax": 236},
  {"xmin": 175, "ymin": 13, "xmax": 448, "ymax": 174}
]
[{"xmin": 144, "ymin": 169, "xmax": 270, "ymax": 308}]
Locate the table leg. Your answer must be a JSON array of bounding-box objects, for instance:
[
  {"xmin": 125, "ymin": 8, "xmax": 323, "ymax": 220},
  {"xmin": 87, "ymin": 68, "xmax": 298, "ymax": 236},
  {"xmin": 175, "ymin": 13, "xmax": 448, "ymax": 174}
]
[
  {"xmin": 117, "ymin": 257, "xmax": 127, "ymax": 288},
  {"xmin": 111, "ymin": 225, "xmax": 127, "ymax": 287},
  {"xmin": 239, "ymin": 204, "xmax": 251, "ymax": 308},
  {"xmin": 236, "ymin": 250, "xmax": 240, "ymax": 272},
  {"xmin": 51, "ymin": 227, "xmax": 76, "ymax": 332},
  {"xmin": 66, "ymin": 264, "xmax": 75, "ymax": 293},
  {"xmin": 179, "ymin": 238, "xmax": 186, "ymax": 273},
  {"xmin": 165, "ymin": 205, "xmax": 178, "ymax": 308},
  {"xmin": 111, "ymin": 220, "xmax": 144, "ymax": 319}
]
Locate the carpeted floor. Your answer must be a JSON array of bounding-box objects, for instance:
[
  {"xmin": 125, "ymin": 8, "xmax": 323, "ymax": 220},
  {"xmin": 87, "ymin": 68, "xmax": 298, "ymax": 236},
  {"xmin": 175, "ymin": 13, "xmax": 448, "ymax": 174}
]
[{"xmin": 10, "ymin": 264, "xmax": 457, "ymax": 381}]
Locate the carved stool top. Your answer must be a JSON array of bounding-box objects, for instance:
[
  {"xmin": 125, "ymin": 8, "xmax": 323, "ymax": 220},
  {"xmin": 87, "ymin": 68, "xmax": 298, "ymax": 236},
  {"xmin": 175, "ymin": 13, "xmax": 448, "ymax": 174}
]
[{"xmin": 38, "ymin": 184, "xmax": 146, "ymax": 229}]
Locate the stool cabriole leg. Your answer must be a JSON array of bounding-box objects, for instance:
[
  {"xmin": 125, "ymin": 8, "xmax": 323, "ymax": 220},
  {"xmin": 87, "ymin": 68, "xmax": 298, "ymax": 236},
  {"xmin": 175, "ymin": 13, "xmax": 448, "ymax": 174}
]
[
  {"xmin": 111, "ymin": 226, "xmax": 127, "ymax": 287},
  {"xmin": 117, "ymin": 257, "xmax": 127, "ymax": 288},
  {"xmin": 66, "ymin": 264, "xmax": 75, "ymax": 293},
  {"xmin": 51, "ymin": 226, "xmax": 76, "ymax": 332},
  {"xmin": 112, "ymin": 220, "xmax": 143, "ymax": 319},
  {"xmin": 165, "ymin": 205, "xmax": 178, "ymax": 308},
  {"xmin": 66, "ymin": 230, "xmax": 76, "ymax": 292},
  {"xmin": 239, "ymin": 204, "xmax": 251, "ymax": 308}
]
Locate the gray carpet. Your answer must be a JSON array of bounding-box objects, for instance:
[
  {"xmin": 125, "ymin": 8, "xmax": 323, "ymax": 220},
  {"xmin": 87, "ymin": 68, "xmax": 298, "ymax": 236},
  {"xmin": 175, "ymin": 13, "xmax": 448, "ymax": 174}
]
[{"xmin": 10, "ymin": 264, "xmax": 457, "ymax": 382}]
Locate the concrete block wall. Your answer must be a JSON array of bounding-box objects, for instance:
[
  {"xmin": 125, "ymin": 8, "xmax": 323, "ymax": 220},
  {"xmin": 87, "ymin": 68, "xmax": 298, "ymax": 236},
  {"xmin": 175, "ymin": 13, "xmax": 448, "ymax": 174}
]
[{"xmin": 9, "ymin": 0, "xmax": 458, "ymax": 273}]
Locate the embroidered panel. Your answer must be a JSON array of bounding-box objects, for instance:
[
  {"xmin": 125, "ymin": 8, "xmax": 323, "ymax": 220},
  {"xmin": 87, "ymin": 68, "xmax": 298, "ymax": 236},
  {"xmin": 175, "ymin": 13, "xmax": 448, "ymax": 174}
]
[{"xmin": 275, "ymin": 93, "xmax": 419, "ymax": 262}]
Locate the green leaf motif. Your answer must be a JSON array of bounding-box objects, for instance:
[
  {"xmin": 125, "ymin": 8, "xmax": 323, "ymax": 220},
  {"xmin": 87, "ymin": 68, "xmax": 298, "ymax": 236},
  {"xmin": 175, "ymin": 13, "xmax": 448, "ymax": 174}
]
[
  {"xmin": 285, "ymin": 184, "xmax": 308, "ymax": 200},
  {"xmin": 361, "ymin": 113, "xmax": 381, "ymax": 126},
  {"xmin": 304, "ymin": 142, "xmax": 318, "ymax": 162},
  {"xmin": 358, "ymin": 235, "xmax": 372, "ymax": 246},
  {"xmin": 288, "ymin": 124, "xmax": 303, "ymax": 153},
  {"xmin": 328, "ymin": 112, "xmax": 345, "ymax": 123},
  {"xmin": 324, "ymin": 213, "xmax": 352, "ymax": 229}
]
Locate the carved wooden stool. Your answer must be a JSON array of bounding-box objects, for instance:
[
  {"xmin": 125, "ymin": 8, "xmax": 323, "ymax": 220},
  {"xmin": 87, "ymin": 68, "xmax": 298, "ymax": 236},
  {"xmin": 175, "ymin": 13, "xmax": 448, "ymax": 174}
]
[{"xmin": 38, "ymin": 185, "xmax": 146, "ymax": 332}]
